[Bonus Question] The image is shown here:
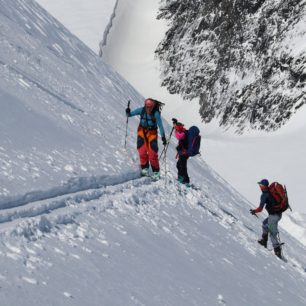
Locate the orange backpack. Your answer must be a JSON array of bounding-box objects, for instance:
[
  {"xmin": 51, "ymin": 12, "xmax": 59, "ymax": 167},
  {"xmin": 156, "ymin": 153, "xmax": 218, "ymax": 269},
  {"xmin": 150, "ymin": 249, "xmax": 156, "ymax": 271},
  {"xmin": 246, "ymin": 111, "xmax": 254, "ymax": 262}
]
[{"xmin": 268, "ymin": 182, "xmax": 290, "ymax": 213}]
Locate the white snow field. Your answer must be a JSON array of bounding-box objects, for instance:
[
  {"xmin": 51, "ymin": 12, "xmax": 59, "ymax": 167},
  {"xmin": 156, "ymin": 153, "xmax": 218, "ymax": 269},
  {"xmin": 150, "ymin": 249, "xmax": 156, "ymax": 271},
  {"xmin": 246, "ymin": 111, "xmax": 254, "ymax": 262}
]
[{"xmin": 0, "ymin": 1, "xmax": 306, "ymax": 305}]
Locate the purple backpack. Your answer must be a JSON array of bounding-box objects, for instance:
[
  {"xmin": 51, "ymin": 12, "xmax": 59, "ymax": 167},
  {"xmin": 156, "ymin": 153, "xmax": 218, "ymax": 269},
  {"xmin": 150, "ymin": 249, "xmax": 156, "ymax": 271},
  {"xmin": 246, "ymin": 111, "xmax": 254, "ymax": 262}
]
[{"xmin": 187, "ymin": 126, "xmax": 201, "ymax": 156}]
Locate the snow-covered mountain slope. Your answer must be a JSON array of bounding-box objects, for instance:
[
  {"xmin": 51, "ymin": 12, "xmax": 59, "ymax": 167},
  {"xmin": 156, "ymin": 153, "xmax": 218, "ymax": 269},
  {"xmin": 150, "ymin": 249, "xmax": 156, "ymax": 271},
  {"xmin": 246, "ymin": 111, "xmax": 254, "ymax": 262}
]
[
  {"xmin": 35, "ymin": 0, "xmax": 117, "ymax": 54},
  {"xmin": 1, "ymin": 173, "xmax": 306, "ymax": 306},
  {"xmin": 282, "ymin": 211, "xmax": 306, "ymax": 247},
  {"xmin": 0, "ymin": 0, "xmax": 144, "ymax": 204},
  {"xmin": 1, "ymin": 1, "xmax": 306, "ymax": 305}
]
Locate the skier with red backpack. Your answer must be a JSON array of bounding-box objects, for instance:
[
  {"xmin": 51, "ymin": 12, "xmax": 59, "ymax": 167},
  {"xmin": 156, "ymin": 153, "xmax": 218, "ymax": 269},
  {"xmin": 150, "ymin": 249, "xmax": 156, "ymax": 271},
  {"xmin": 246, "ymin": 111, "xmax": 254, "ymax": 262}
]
[
  {"xmin": 172, "ymin": 118, "xmax": 201, "ymax": 186},
  {"xmin": 250, "ymin": 179, "xmax": 290, "ymax": 259}
]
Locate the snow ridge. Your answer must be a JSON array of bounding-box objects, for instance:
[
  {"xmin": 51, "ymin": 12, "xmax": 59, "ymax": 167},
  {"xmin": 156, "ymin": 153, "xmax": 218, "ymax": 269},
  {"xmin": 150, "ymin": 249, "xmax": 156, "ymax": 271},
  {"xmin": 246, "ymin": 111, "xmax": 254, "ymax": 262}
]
[
  {"xmin": 0, "ymin": 171, "xmax": 140, "ymax": 210},
  {"xmin": 99, "ymin": 0, "xmax": 119, "ymax": 57},
  {"xmin": 0, "ymin": 176, "xmax": 152, "ymax": 228}
]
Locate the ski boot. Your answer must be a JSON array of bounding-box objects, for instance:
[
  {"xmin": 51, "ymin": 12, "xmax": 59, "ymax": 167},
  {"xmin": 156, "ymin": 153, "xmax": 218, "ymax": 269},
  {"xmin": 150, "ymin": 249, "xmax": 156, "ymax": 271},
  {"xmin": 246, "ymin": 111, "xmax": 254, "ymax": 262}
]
[
  {"xmin": 141, "ymin": 168, "xmax": 149, "ymax": 177},
  {"xmin": 177, "ymin": 176, "xmax": 184, "ymax": 183},
  {"xmin": 258, "ymin": 234, "xmax": 268, "ymax": 248},
  {"xmin": 152, "ymin": 172, "xmax": 160, "ymax": 181},
  {"xmin": 274, "ymin": 245, "xmax": 282, "ymax": 259}
]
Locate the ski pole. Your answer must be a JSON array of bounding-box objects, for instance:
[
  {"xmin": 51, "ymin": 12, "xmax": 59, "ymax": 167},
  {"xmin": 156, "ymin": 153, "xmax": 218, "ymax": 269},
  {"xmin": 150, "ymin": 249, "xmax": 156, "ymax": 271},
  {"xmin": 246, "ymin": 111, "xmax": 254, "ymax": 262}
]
[
  {"xmin": 159, "ymin": 126, "xmax": 175, "ymax": 160},
  {"xmin": 160, "ymin": 118, "xmax": 177, "ymax": 160},
  {"xmin": 124, "ymin": 100, "xmax": 131, "ymax": 149},
  {"xmin": 159, "ymin": 146, "xmax": 166, "ymax": 161},
  {"xmin": 284, "ymin": 185, "xmax": 292, "ymax": 211},
  {"xmin": 162, "ymin": 138, "xmax": 168, "ymax": 185}
]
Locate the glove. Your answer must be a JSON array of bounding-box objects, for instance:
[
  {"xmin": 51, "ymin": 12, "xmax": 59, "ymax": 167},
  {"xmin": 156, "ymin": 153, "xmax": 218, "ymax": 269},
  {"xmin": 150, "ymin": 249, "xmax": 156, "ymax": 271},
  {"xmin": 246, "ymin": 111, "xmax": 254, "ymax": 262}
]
[
  {"xmin": 250, "ymin": 209, "xmax": 256, "ymax": 215},
  {"xmin": 126, "ymin": 107, "xmax": 131, "ymax": 115},
  {"xmin": 162, "ymin": 136, "xmax": 167, "ymax": 146}
]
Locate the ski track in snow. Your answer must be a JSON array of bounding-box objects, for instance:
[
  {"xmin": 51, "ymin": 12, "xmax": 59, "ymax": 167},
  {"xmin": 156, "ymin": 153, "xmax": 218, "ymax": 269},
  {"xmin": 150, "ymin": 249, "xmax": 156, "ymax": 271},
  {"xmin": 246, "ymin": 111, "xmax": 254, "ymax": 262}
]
[
  {"xmin": 0, "ymin": 170, "xmax": 140, "ymax": 210},
  {"xmin": 0, "ymin": 174, "xmax": 159, "ymax": 229},
  {"xmin": 0, "ymin": 173, "xmax": 305, "ymax": 278}
]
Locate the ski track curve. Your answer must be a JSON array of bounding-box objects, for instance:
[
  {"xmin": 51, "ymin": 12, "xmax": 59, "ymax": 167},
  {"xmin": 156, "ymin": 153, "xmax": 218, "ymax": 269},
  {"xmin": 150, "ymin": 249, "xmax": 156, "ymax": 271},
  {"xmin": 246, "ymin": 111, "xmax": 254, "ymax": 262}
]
[
  {"xmin": 0, "ymin": 172, "xmax": 305, "ymax": 276},
  {"xmin": 0, "ymin": 171, "xmax": 144, "ymax": 234}
]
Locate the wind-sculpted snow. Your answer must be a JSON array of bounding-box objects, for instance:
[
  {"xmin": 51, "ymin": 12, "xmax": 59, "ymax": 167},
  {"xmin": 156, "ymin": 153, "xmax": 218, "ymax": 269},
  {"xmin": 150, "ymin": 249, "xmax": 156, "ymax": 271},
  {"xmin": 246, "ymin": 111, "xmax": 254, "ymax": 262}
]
[{"xmin": 99, "ymin": 0, "xmax": 119, "ymax": 57}]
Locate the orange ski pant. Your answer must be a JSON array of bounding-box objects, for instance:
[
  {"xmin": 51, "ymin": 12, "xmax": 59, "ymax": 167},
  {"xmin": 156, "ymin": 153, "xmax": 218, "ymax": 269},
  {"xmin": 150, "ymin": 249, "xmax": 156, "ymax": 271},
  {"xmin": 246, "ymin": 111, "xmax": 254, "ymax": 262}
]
[{"xmin": 137, "ymin": 126, "xmax": 159, "ymax": 172}]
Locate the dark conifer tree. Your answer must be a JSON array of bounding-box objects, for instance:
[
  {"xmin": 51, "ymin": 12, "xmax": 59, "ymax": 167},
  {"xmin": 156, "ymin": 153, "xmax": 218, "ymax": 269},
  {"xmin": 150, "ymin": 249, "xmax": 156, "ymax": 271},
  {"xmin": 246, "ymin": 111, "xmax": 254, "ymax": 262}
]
[{"xmin": 156, "ymin": 0, "xmax": 306, "ymax": 132}]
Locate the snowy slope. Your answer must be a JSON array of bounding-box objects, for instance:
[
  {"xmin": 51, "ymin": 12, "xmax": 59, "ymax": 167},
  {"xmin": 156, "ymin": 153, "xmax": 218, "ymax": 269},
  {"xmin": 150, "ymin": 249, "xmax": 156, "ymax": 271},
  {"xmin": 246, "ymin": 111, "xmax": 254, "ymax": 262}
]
[
  {"xmin": 0, "ymin": 0, "xmax": 144, "ymax": 204},
  {"xmin": 1, "ymin": 174, "xmax": 306, "ymax": 306},
  {"xmin": 35, "ymin": 0, "xmax": 117, "ymax": 54},
  {"xmin": 1, "ymin": 1, "xmax": 306, "ymax": 305}
]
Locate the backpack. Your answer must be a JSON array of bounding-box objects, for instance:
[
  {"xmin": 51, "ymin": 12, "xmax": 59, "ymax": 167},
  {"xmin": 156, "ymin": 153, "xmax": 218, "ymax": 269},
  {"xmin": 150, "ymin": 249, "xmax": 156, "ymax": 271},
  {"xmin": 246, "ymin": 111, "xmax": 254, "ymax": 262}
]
[
  {"xmin": 186, "ymin": 126, "xmax": 201, "ymax": 156},
  {"xmin": 268, "ymin": 182, "xmax": 289, "ymax": 213}
]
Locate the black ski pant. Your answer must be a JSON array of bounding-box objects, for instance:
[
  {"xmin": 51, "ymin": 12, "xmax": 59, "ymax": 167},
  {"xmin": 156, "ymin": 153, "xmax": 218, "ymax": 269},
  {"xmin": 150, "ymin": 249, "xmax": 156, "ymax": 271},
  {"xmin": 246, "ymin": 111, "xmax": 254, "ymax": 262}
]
[{"xmin": 177, "ymin": 155, "xmax": 190, "ymax": 183}]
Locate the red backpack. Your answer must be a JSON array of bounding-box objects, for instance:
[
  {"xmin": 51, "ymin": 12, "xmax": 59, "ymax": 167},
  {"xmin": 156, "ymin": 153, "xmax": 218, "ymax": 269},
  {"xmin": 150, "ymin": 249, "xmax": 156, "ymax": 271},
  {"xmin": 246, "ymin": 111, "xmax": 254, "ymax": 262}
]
[{"xmin": 268, "ymin": 182, "xmax": 289, "ymax": 213}]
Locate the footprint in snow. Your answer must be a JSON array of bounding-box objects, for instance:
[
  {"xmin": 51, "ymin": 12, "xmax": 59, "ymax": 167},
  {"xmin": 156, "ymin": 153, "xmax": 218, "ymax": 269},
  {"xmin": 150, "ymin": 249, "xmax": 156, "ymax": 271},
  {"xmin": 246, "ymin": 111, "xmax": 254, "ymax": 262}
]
[
  {"xmin": 22, "ymin": 276, "xmax": 38, "ymax": 285},
  {"xmin": 97, "ymin": 238, "xmax": 109, "ymax": 246},
  {"xmin": 54, "ymin": 247, "xmax": 66, "ymax": 256},
  {"xmin": 5, "ymin": 243, "xmax": 22, "ymax": 256},
  {"xmin": 63, "ymin": 291, "xmax": 73, "ymax": 299},
  {"xmin": 6, "ymin": 252, "xmax": 22, "ymax": 261},
  {"xmin": 217, "ymin": 294, "xmax": 226, "ymax": 305},
  {"xmin": 70, "ymin": 253, "xmax": 80, "ymax": 260},
  {"xmin": 114, "ymin": 224, "xmax": 127, "ymax": 235}
]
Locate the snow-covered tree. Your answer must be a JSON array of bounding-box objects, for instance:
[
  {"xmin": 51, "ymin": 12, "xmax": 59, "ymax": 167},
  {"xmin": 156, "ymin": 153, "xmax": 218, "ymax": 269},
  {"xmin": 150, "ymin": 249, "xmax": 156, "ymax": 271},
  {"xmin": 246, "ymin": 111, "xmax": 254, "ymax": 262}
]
[{"xmin": 156, "ymin": 0, "xmax": 306, "ymax": 132}]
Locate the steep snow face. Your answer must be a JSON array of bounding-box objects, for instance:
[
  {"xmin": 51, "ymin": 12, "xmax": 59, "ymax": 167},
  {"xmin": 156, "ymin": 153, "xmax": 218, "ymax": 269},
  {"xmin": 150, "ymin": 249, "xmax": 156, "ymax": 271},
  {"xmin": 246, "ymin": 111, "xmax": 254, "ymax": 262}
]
[
  {"xmin": 156, "ymin": 0, "xmax": 306, "ymax": 132},
  {"xmin": 35, "ymin": 0, "xmax": 117, "ymax": 53},
  {"xmin": 0, "ymin": 1, "xmax": 306, "ymax": 305},
  {"xmin": 0, "ymin": 0, "xmax": 143, "ymax": 202}
]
